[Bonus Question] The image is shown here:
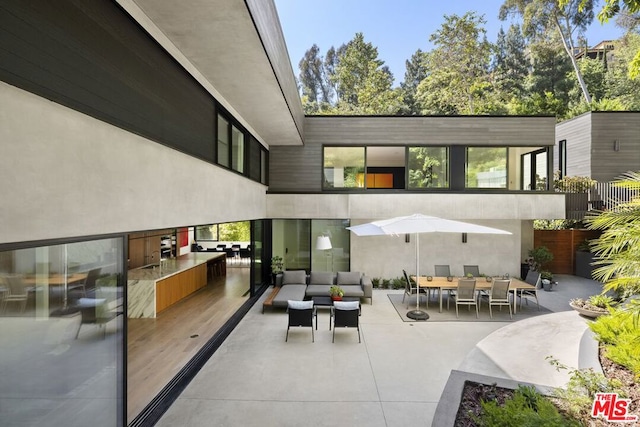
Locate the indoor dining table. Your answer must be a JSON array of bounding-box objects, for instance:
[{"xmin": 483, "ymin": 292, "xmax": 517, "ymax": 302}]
[{"xmin": 412, "ymin": 276, "xmax": 537, "ymax": 314}]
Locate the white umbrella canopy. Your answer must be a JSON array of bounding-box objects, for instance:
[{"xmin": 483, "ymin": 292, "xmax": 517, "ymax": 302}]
[{"xmin": 346, "ymin": 214, "xmax": 512, "ymax": 320}]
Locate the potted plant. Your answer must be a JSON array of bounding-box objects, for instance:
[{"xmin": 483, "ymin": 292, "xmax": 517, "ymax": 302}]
[
  {"xmin": 540, "ymin": 271, "xmax": 555, "ymax": 291},
  {"xmin": 371, "ymin": 277, "xmax": 381, "ymax": 289},
  {"xmin": 270, "ymin": 256, "xmax": 284, "ymax": 285},
  {"xmin": 570, "ymin": 295, "xmax": 616, "ymax": 318},
  {"xmin": 329, "ymin": 285, "xmax": 344, "ymax": 301}
]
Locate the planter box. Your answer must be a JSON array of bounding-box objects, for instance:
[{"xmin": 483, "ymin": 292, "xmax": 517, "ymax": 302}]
[{"xmin": 575, "ymin": 251, "xmax": 595, "ymax": 279}]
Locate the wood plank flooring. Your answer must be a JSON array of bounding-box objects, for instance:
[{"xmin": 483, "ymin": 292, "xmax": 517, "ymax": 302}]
[{"xmin": 127, "ymin": 266, "xmax": 249, "ymax": 423}]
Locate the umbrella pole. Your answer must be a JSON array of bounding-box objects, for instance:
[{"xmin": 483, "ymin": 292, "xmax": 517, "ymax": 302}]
[{"xmin": 407, "ymin": 233, "xmax": 429, "ymax": 320}]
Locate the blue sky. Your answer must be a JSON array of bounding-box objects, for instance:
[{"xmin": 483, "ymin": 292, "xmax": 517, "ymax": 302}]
[{"xmin": 274, "ymin": 0, "xmax": 625, "ymax": 86}]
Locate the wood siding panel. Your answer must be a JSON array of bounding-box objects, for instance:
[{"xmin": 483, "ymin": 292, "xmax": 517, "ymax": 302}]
[
  {"xmin": 555, "ymin": 113, "xmax": 592, "ymax": 177},
  {"xmin": 269, "ymin": 116, "xmax": 556, "ymax": 192},
  {"xmin": 590, "ymin": 112, "xmax": 640, "ymax": 182},
  {"xmin": 270, "ymin": 144, "xmax": 323, "ymax": 192},
  {"xmin": 0, "ymin": 0, "xmax": 215, "ymax": 162},
  {"xmin": 304, "ymin": 116, "xmax": 555, "ymax": 146}
]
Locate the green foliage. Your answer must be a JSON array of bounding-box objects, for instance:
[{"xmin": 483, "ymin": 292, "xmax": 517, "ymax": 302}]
[
  {"xmin": 391, "ymin": 277, "xmax": 405, "ymax": 290},
  {"xmin": 534, "ymin": 219, "xmax": 582, "ymax": 230},
  {"xmin": 219, "ymin": 221, "xmax": 250, "ymax": 242},
  {"xmin": 416, "ymin": 12, "xmax": 493, "ymax": 114},
  {"xmin": 381, "ymin": 278, "xmax": 391, "ymax": 289},
  {"xmin": 329, "ymin": 285, "xmax": 344, "ymax": 297},
  {"xmin": 477, "ymin": 385, "xmax": 578, "ymax": 426},
  {"xmin": 528, "ymin": 246, "xmax": 554, "ymax": 272},
  {"xmin": 585, "ymin": 172, "xmax": 640, "ymax": 314},
  {"xmin": 271, "ymin": 256, "xmax": 284, "ymax": 274},
  {"xmin": 371, "ymin": 277, "xmax": 381, "ymax": 288},
  {"xmin": 547, "ymin": 356, "xmax": 625, "ymax": 420},
  {"xmin": 587, "ymin": 294, "xmax": 617, "ymax": 309},
  {"xmin": 589, "ymin": 308, "xmax": 640, "ymax": 377},
  {"xmin": 553, "ymin": 173, "xmax": 596, "ymax": 192}
]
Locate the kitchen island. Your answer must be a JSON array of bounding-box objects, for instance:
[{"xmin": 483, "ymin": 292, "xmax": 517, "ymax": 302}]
[{"xmin": 128, "ymin": 252, "xmax": 226, "ymax": 318}]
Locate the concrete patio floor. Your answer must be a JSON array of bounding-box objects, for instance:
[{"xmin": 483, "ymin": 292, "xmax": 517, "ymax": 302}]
[{"xmin": 156, "ymin": 274, "xmax": 604, "ymax": 427}]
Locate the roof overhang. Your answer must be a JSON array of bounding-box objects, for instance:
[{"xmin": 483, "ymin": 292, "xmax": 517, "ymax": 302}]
[{"xmin": 120, "ymin": 0, "xmax": 304, "ymax": 146}]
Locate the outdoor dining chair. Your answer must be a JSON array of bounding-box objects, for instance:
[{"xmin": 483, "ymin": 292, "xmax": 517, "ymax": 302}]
[
  {"xmin": 449, "ymin": 278, "xmax": 478, "ymax": 318},
  {"xmin": 331, "ymin": 300, "xmax": 360, "ymax": 343},
  {"xmin": 480, "ymin": 278, "xmax": 512, "ymax": 319},
  {"xmin": 285, "ymin": 300, "xmax": 315, "ymax": 342},
  {"xmin": 463, "ymin": 265, "xmax": 480, "ymax": 277},
  {"xmin": 434, "ymin": 265, "xmax": 451, "ymax": 277},
  {"xmin": 518, "ymin": 270, "xmax": 541, "ymax": 311},
  {"xmin": 402, "ymin": 269, "xmax": 428, "ymax": 308}
]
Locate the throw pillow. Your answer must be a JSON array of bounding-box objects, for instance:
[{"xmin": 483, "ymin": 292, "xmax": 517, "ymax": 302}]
[
  {"xmin": 337, "ymin": 271, "xmax": 361, "ymax": 285},
  {"xmin": 287, "ymin": 300, "xmax": 313, "ymax": 310},
  {"xmin": 282, "ymin": 270, "xmax": 307, "ymax": 285},
  {"xmin": 333, "ymin": 300, "xmax": 359, "ymax": 310}
]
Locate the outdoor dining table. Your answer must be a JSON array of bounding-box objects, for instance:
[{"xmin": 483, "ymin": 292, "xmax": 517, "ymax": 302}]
[{"xmin": 412, "ymin": 276, "xmax": 537, "ymax": 314}]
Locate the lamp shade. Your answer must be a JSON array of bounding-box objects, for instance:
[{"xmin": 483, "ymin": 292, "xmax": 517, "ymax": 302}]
[{"xmin": 316, "ymin": 235, "xmax": 332, "ymax": 250}]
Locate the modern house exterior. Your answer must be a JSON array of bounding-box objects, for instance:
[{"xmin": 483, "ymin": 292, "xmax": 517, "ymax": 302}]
[
  {"xmin": 1, "ymin": 1, "xmax": 566, "ymax": 425},
  {"xmin": 555, "ymin": 111, "xmax": 640, "ymax": 214}
]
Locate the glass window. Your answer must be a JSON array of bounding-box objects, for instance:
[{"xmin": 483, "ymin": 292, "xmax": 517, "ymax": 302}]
[
  {"xmin": 261, "ymin": 149, "xmax": 268, "ymax": 185},
  {"xmin": 522, "ymin": 153, "xmax": 532, "ymax": 190},
  {"xmin": 272, "ymin": 219, "xmax": 311, "ymax": 271},
  {"xmin": 466, "ymin": 147, "xmax": 507, "ymax": 188},
  {"xmin": 408, "ymin": 146, "xmax": 449, "ymax": 189},
  {"xmin": 323, "ymin": 147, "xmax": 365, "ymax": 189},
  {"xmin": 535, "ymin": 150, "xmax": 548, "ymax": 190},
  {"xmin": 195, "ymin": 224, "xmax": 218, "ymax": 241},
  {"xmin": 231, "ymin": 125, "xmax": 244, "ymax": 173},
  {"xmin": 311, "ymin": 219, "xmax": 351, "ymax": 273},
  {"xmin": 0, "ymin": 237, "xmax": 124, "ymax": 426},
  {"xmin": 217, "ymin": 115, "xmax": 229, "ymax": 167}
]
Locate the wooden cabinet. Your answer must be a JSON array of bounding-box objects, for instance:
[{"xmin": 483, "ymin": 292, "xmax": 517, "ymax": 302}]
[
  {"xmin": 156, "ymin": 264, "xmax": 207, "ymax": 314},
  {"xmin": 128, "ymin": 229, "xmax": 174, "ymax": 269}
]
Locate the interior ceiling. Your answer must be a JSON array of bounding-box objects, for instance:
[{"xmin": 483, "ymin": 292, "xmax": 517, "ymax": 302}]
[
  {"xmin": 367, "ymin": 147, "xmax": 405, "ymax": 167},
  {"xmin": 129, "ymin": 0, "xmax": 302, "ymax": 146}
]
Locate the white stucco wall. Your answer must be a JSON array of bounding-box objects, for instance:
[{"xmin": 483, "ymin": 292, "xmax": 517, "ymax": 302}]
[
  {"xmin": 348, "ymin": 219, "xmax": 522, "ymax": 280},
  {"xmin": 0, "ymin": 82, "xmax": 267, "ymax": 244}
]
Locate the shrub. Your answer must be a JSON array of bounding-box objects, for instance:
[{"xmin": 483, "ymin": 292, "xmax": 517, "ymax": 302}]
[
  {"xmin": 547, "ymin": 356, "xmax": 624, "ymax": 420},
  {"xmin": 589, "ymin": 309, "xmax": 640, "ymax": 378},
  {"xmin": 391, "ymin": 277, "xmax": 404, "ymax": 290},
  {"xmin": 477, "ymin": 385, "xmax": 579, "ymax": 426},
  {"xmin": 371, "ymin": 277, "xmax": 381, "ymax": 288}
]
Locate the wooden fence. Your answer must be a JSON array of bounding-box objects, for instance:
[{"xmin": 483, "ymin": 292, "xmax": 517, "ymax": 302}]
[{"xmin": 533, "ymin": 229, "xmax": 601, "ymax": 274}]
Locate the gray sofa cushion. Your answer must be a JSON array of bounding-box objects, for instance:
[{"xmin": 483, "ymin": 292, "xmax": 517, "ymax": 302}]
[
  {"xmin": 309, "ymin": 271, "xmax": 334, "ymax": 285},
  {"xmin": 337, "ymin": 271, "xmax": 361, "ymax": 286},
  {"xmin": 341, "ymin": 285, "xmax": 364, "ymax": 297},
  {"xmin": 305, "ymin": 284, "xmax": 332, "ymax": 297},
  {"xmin": 272, "ymin": 284, "xmax": 307, "ymax": 307},
  {"xmin": 282, "ymin": 270, "xmax": 307, "ymax": 285}
]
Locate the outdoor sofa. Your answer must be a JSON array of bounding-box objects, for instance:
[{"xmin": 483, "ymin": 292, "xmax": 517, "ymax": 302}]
[{"xmin": 264, "ymin": 270, "xmax": 373, "ymax": 312}]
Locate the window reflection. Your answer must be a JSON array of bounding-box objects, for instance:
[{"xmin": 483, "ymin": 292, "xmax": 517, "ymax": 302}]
[
  {"xmin": 323, "ymin": 147, "xmax": 365, "ymax": 188},
  {"xmin": 466, "ymin": 147, "xmax": 507, "ymax": 188},
  {"xmin": 0, "ymin": 238, "xmax": 124, "ymax": 426},
  {"xmin": 408, "ymin": 146, "xmax": 449, "ymax": 189}
]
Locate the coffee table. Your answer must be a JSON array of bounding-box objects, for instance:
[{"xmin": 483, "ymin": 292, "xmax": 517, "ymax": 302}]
[{"xmin": 311, "ymin": 296, "xmax": 360, "ymax": 330}]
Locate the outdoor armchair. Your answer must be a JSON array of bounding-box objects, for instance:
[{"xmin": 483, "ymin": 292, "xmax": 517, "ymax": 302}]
[
  {"xmin": 285, "ymin": 300, "xmax": 315, "ymax": 342},
  {"xmin": 331, "ymin": 300, "xmax": 360, "ymax": 343}
]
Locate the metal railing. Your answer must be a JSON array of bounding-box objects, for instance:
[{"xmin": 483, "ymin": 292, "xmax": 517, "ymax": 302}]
[{"xmin": 559, "ymin": 181, "xmax": 639, "ymax": 220}]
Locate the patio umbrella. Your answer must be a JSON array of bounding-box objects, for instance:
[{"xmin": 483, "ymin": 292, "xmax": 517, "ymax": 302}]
[{"xmin": 346, "ymin": 214, "xmax": 511, "ymax": 320}]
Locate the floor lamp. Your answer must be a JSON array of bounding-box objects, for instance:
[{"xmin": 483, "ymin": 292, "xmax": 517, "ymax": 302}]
[{"xmin": 316, "ymin": 235, "xmax": 332, "ymax": 272}]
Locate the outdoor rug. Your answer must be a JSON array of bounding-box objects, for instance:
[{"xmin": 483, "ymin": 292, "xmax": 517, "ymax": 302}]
[{"xmin": 388, "ymin": 293, "xmax": 553, "ymax": 322}]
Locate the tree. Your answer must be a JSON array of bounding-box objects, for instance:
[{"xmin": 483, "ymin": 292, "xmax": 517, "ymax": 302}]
[
  {"xmin": 576, "ymin": 0, "xmax": 640, "ymax": 79},
  {"xmin": 585, "ymin": 171, "xmax": 640, "ymax": 320},
  {"xmin": 605, "ymin": 33, "xmax": 640, "ymax": 108},
  {"xmin": 400, "ymin": 49, "xmax": 429, "ymax": 115},
  {"xmin": 492, "ymin": 24, "xmax": 529, "ymax": 97},
  {"xmin": 416, "ymin": 12, "xmax": 494, "ymax": 114},
  {"xmin": 500, "ymin": 0, "xmax": 596, "ymax": 104},
  {"xmin": 330, "ymin": 33, "xmax": 403, "ymax": 114},
  {"xmin": 298, "ymin": 44, "xmax": 332, "ymax": 112}
]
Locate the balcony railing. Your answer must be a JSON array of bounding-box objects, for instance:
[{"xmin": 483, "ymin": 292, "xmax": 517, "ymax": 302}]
[{"xmin": 560, "ymin": 181, "xmax": 639, "ymax": 220}]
